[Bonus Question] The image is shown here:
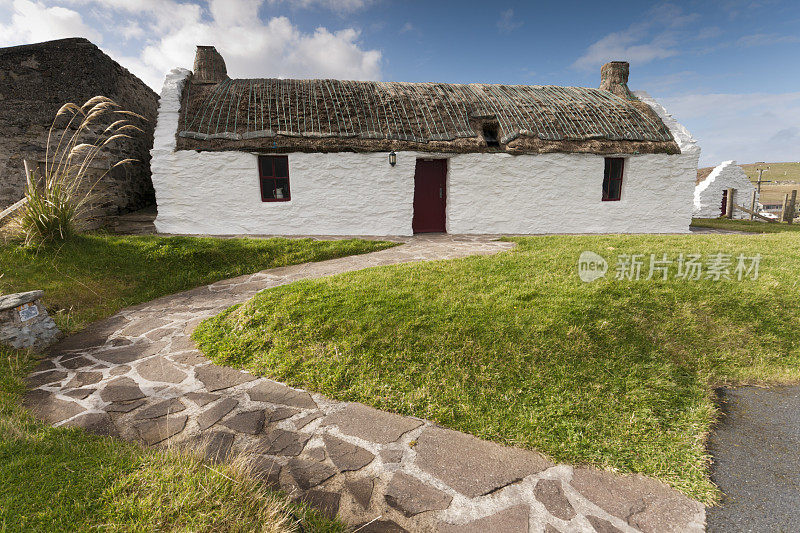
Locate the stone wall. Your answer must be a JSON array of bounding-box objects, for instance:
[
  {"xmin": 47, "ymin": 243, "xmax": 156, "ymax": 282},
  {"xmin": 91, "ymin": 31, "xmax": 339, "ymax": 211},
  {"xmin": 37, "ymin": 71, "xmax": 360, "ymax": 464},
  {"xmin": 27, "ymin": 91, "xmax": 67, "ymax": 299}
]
[
  {"xmin": 0, "ymin": 291, "xmax": 59, "ymax": 349},
  {"xmin": 152, "ymin": 69, "xmax": 699, "ymax": 236},
  {"xmin": 0, "ymin": 38, "xmax": 159, "ymax": 219}
]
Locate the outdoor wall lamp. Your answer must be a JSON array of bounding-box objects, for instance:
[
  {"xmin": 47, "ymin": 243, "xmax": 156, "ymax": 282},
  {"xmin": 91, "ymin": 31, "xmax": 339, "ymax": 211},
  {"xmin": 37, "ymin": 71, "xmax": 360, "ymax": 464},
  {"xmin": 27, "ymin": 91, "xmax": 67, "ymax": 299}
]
[{"xmin": 389, "ymin": 150, "xmax": 396, "ymax": 167}]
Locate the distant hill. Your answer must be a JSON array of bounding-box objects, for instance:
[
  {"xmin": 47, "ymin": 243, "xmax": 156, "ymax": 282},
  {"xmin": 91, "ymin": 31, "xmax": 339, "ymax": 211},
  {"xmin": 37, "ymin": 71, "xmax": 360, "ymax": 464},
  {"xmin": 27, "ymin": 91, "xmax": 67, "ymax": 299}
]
[{"xmin": 697, "ymin": 162, "xmax": 800, "ymax": 184}]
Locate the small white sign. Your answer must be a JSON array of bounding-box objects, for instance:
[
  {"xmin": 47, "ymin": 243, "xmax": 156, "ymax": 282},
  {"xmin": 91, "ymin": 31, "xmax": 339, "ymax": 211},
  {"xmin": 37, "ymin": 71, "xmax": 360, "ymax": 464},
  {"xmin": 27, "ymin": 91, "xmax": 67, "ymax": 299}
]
[{"xmin": 17, "ymin": 302, "xmax": 39, "ymax": 322}]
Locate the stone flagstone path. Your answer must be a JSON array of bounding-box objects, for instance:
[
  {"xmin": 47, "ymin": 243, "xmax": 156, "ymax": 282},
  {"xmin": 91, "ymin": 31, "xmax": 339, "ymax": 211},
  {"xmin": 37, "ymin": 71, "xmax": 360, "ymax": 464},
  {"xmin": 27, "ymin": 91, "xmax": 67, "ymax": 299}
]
[{"xmin": 25, "ymin": 235, "xmax": 705, "ymax": 533}]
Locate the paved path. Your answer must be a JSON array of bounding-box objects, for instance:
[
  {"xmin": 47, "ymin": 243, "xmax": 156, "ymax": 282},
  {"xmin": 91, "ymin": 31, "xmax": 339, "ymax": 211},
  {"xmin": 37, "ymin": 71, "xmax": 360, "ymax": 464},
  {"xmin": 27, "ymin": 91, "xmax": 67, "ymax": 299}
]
[
  {"xmin": 25, "ymin": 236, "xmax": 704, "ymax": 533},
  {"xmin": 706, "ymin": 386, "xmax": 800, "ymax": 532}
]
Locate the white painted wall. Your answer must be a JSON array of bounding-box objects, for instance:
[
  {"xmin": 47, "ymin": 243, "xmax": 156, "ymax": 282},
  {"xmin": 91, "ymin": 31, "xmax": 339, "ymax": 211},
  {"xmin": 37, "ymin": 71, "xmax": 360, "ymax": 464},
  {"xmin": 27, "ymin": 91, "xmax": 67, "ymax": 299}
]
[
  {"xmin": 151, "ymin": 71, "xmax": 699, "ymax": 235},
  {"xmin": 693, "ymin": 161, "xmax": 756, "ymax": 219}
]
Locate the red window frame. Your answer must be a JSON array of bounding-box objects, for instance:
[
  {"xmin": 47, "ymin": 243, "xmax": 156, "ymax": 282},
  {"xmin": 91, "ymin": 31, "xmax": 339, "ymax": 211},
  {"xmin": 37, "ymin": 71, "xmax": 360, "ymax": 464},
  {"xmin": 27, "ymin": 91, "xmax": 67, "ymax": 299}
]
[
  {"xmin": 602, "ymin": 157, "xmax": 625, "ymax": 201},
  {"xmin": 258, "ymin": 155, "xmax": 291, "ymax": 202}
]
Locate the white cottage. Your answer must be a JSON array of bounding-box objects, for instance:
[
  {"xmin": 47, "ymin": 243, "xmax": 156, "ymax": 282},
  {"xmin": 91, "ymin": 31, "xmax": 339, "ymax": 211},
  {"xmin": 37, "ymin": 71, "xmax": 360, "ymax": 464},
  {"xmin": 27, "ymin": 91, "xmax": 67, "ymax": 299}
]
[
  {"xmin": 694, "ymin": 161, "xmax": 756, "ymax": 219},
  {"xmin": 150, "ymin": 46, "xmax": 700, "ymax": 236}
]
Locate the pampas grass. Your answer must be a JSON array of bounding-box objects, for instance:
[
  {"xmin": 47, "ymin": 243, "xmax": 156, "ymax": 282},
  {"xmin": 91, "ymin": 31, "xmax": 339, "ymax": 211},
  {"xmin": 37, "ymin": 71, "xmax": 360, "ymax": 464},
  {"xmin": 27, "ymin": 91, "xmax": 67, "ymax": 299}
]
[{"xmin": 19, "ymin": 96, "xmax": 144, "ymax": 244}]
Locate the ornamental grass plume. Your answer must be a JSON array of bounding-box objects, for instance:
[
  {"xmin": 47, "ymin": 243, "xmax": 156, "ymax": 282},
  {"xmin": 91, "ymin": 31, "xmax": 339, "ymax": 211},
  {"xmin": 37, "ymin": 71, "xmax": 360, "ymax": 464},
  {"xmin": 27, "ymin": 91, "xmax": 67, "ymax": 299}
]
[{"xmin": 19, "ymin": 96, "xmax": 144, "ymax": 244}]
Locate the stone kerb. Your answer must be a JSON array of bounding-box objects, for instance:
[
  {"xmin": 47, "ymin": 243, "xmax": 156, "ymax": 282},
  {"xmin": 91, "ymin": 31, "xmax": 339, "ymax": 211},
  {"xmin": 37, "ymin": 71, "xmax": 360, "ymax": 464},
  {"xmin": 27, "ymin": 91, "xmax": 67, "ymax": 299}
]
[{"xmin": 0, "ymin": 290, "xmax": 60, "ymax": 349}]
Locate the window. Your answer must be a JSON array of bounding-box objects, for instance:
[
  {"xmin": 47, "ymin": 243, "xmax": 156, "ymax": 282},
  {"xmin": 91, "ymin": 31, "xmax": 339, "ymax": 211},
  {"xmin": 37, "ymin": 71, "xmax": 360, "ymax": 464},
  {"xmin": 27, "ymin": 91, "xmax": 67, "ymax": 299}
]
[
  {"xmin": 602, "ymin": 157, "xmax": 624, "ymax": 201},
  {"xmin": 258, "ymin": 155, "xmax": 290, "ymax": 202},
  {"xmin": 482, "ymin": 123, "xmax": 499, "ymax": 147}
]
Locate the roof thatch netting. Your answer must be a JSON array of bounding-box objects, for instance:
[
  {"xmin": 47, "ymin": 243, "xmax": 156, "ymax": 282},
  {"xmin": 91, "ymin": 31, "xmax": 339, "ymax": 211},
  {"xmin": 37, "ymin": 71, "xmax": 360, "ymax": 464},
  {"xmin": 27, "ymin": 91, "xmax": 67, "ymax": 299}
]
[{"xmin": 177, "ymin": 78, "xmax": 678, "ymax": 154}]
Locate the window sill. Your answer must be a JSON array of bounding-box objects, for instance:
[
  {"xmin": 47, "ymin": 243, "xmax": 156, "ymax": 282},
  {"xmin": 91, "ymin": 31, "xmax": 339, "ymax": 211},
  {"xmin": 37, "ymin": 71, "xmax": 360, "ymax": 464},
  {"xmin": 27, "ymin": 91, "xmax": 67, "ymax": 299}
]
[
  {"xmin": 261, "ymin": 199, "xmax": 291, "ymax": 203},
  {"xmin": 601, "ymin": 198, "xmax": 621, "ymax": 202}
]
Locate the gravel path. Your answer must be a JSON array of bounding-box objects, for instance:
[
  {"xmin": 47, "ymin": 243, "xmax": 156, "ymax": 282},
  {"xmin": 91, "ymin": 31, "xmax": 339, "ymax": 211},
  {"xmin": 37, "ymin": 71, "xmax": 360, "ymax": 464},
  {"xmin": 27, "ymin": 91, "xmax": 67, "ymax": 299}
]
[{"xmin": 25, "ymin": 235, "xmax": 704, "ymax": 532}]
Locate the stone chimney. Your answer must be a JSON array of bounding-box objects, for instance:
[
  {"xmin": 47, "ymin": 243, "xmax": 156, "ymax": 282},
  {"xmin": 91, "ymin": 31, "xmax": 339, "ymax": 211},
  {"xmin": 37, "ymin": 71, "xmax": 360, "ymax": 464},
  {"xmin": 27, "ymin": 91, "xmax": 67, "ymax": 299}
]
[
  {"xmin": 193, "ymin": 45, "xmax": 228, "ymax": 84},
  {"xmin": 599, "ymin": 61, "xmax": 633, "ymax": 98}
]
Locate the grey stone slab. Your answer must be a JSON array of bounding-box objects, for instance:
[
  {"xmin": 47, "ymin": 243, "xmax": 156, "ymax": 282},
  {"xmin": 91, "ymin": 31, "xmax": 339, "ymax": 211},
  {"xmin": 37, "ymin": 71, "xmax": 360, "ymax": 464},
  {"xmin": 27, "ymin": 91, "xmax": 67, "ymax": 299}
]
[
  {"xmin": 269, "ymin": 406, "xmax": 299, "ymax": 422},
  {"xmin": 571, "ymin": 468, "xmax": 704, "ymax": 533},
  {"xmin": 135, "ymin": 356, "xmax": 187, "ymax": 384},
  {"xmin": 345, "ymin": 477, "xmax": 374, "ymax": 509},
  {"xmin": 121, "ymin": 317, "xmax": 170, "ymax": 338},
  {"xmin": 354, "ymin": 521, "xmax": 408, "ymax": 533},
  {"xmin": 106, "ymin": 399, "xmax": 146, "ymax": 413},
  {"xmin": 133, "ymin": 398, "xmax": 186, "ymax": 420},
  {"xmin": 62, "ymin": 412, "xmax": 117, "ymax": 437},
  {"xmin": 23, "ymin": 389, "xmax": 85, "ymax": 424},
  {"xmin": 322, "ymin": 403, "xmax": 422, "ymax": 445},
  {"xmin": 0, "ymin": 290, "xmax": 43, "ymax": 310},
  {"xmin": 170, "ymin": 350, "xmax": 207, "ymax": 366},
  {"xmin": 436, "ymin": 505, "xmax": 530, "ymax": 533},
  {"xmin": 195, "ymin": 364, "xmax": 256, "ymax": 391},
  {"xmin": 247, "ymin": 455, "xmax": 282, "ymax": 489},
  {"xmin": 65, "ymin": 371, "xmax": 103, "ymax": 388},
  {"xmin": 380, "ymin": 448, "xmax": 404, "ymax": 464},
  {"xmin": 255, "ymin": 429, "xmax": 310, "ymax": 456},
  {"xmin": 287, "ymin": 457, "xmax": 337, "ymax": 490},
  {"xmin": 100, "ymin": 377, "xmax": 145, "ymax": 403},
  {"xmin": 32, "ymin": 359, "xmax": 57, "ymax": 372},
  {"xmin": 300, "ymin": 489, "xmax": 340, "ymax": 519},
  {"xmin": 59, "ymin": 356, "xmax": 94, "ymax": 370},
  {"xmin": 545, "ymin": 524, "xmax": 563, "ymax": 533},
  {"xmin": 63, "ymin": 388, "xmax": 96, "ymax": 400},
  {"xmin": 197, "ymin": 398, "xmax": 238, "ymax": 430},
  {"xmin": 247, "ymin": 380, "xmax": 317, "ymax": 409},
  {"xmin": 415, "ymin": 426, "xmax": 551, "ymax": 498},
  {"xmin": 200, "ymin": 431, "xmax": 236, "ymax": 463},
  {"xmin": 170, "ymin": 334, "xmax": 196, "ymax": 352},
  {"xmin": 109, "ymin": 364, "xmax": 132, "ymax": 376},
  {"xmin": 183, "ymin": 391, "xmax": 220, "ymax": 407},
  {"xmin": 384, "ymin": 471, "xmax": 453, "ymax": 517},
  {"xmin": 305, "ymin": 446, "xmax": 326, "ymax": 462},
  {"xmin": 26, "ymin": 370, "xmax": 67, "ymax": 387},
  {"xmin": 136, "ymin": 415, "xmax": 188, "ymax": 445},
  {"xmin": 48, "ymin": 315, "xmax": 129, "ymax": 354},
  {"xmin": 221, "ymin": 410, "xmax": 266, "ymax": 435},
  {"xmin": 322, "ymin": 434, "xmax": 375, "ymax": 472},
  {"xmin": 293, "ymin": 411, "xmax": 322, "ymax": 430},
  {"xmin": 145, "ymin": 327, "xmax": 177, "ymax": 341},
  {"xmin": 535, "ymin": 479, "xmax": 575, "ymax": 521},
  {"xmin": 95, "ymin": 341, "xmax": 165, "ymax": 364},
  {"xmin": 586, "ymin": 515, "xmax": 624, "ymax": 533}
]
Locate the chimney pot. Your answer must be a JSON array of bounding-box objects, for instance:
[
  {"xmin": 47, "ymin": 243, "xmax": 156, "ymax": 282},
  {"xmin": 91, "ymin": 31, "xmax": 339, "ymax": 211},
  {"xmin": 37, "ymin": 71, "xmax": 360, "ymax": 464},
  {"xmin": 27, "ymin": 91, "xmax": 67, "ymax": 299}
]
[
  {"xmin": 193, "ymin": 45, "xmax": 228, "ymax": 84},
  {"xmin": 600, "ymin": 61, "xmax": 633, "ymax": 98}
]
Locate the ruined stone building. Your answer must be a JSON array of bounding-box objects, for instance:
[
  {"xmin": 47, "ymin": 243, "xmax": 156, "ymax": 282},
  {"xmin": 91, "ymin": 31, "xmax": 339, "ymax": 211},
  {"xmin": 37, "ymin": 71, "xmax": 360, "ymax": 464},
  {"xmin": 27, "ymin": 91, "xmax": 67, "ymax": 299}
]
[
  {"xmin": 0, "ymin": 38, "xmax": 158, "ymax": 217},
  {"xmin": 152, "ymin": 46, "xmax": 699, "ymax": 236}
]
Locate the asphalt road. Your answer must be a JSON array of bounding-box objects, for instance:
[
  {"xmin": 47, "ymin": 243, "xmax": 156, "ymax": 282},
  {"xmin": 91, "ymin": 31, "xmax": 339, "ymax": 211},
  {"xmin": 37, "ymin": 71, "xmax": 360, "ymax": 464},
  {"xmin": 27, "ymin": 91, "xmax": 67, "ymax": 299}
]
[{"xmin": 706, "ymin": 386, "xmax": 800, "ymax": 532}]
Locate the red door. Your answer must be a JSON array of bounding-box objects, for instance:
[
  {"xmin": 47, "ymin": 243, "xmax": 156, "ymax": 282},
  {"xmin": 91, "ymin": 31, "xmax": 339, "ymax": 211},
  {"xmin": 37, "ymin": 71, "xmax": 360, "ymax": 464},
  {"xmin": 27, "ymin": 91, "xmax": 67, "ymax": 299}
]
[{"xmin": 412, "ymin": 159, "xmax": 447, "ymax": 233}]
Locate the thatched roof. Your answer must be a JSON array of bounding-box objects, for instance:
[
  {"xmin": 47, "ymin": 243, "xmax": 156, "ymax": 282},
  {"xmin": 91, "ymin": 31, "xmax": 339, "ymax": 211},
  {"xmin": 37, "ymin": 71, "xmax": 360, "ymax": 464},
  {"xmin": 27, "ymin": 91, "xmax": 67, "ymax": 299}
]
[{"xmin": 176, "ymin": 73, "xmax": 679, "ymax": 155}]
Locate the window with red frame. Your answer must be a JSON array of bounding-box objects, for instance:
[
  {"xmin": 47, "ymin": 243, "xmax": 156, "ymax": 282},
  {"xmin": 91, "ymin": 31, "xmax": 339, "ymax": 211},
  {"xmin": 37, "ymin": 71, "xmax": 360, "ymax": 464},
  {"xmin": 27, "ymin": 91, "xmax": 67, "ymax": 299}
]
[
  {"xmin": 258, "ymin": 155, "xmax": 290, "ymax": 202},
  {"xmin": 602, "ymin": 157, "xmax": 624, "ymax": 201}
]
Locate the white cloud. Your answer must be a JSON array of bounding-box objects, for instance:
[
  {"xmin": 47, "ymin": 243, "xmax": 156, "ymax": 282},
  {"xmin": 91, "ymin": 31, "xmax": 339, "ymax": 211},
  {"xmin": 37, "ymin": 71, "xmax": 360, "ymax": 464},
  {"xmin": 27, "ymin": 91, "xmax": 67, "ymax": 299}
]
[
  {"xmin": 267, "ymin": 0, "xmax": 374, "ymax": 12},
  {"xmin": 0, "ymin": 0, "xmax": 101, "ymax": 46},
  {"xmin": 572, "ymin": 4, "xmax": 698, "ymax": 72},
  {"xmin": 1, "ymin": 0, "xmax": 382, "ymax": 89},
  {"xmin": 398, "ymin": 21, "xmax": 413, "ymax": 34},
  {"xmin": 737, "ymin": 33, "xmax": 800, "ymax": 47},
  {"xmin": 497, "ymin": 8, "xmax": 522, "ymax": 34},
  {"xmin": 660, "ymin": 92, "xmax": 800, "ymax": 165}
]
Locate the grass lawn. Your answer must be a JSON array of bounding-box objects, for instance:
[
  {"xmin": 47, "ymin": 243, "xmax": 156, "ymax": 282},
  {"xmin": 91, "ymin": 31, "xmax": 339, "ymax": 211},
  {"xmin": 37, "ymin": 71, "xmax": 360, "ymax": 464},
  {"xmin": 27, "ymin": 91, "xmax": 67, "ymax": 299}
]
[
  {"xmin": 195, "ymin": 232, "xmax": 800, "ymax": 504},
  {"xmin": 691, "ymin": 217, "xmax": 800, "ymax": 233},
  {"xmin": 0, "ymin": 232, "xmax": 392, "ymax": 531},
  {"xmin": 0, "ymin": 233, "xmax": 395, "ymax": 333}
]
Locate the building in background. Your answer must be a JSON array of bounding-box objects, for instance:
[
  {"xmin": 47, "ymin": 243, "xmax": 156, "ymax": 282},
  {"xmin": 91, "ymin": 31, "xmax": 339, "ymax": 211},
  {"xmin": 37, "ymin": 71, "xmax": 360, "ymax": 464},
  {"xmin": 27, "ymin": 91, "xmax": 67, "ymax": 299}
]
[
  {"xmin": 694, "ymin": 161, "xmax": 757, "ymax": 219},
  {"xmin": 0, "ymin": 38, "xmax": 158, "ymax": 221}
]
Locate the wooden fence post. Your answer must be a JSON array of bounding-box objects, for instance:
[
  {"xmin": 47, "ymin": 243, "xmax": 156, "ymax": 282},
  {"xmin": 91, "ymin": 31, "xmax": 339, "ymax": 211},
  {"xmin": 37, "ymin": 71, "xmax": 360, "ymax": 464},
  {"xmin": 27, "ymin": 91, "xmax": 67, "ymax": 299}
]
[
  {"xmin": 750, "ymin": 190, "xmax": 757, "ymax": 221},
  {"xmin": 787, "ymin": 190, "xmax": 797, "ymax": 224},
  {"xmin": 726, "ymin": 188, "xmax": 735, "ymax": 219},
  {"xmin": 781, "ymin": 193, "xmax": 791, "ymax": 223}
]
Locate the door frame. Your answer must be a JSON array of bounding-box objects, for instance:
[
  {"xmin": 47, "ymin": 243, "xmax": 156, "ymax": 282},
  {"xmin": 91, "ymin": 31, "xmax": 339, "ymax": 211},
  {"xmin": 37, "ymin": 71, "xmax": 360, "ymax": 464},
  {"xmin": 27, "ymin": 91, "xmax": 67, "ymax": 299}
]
[{"xmin": 412, "ymin": 158, "xmax": 448, "ymax": 233}]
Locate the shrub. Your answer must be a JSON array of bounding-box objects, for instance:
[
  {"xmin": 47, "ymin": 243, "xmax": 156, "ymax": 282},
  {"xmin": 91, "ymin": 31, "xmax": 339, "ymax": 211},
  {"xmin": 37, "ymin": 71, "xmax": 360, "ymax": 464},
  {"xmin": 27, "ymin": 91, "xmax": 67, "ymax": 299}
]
[{"xmin": 19, "ymin": 97, "xmax": 144, "ymax": 244}]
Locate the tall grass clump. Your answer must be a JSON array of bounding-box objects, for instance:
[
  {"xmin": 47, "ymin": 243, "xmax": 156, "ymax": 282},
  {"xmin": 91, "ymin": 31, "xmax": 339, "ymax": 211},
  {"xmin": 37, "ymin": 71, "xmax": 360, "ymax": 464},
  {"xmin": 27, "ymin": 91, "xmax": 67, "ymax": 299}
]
[{"xmin": 19, "ymin": 96, "xmax": 144, "ymax": 244}]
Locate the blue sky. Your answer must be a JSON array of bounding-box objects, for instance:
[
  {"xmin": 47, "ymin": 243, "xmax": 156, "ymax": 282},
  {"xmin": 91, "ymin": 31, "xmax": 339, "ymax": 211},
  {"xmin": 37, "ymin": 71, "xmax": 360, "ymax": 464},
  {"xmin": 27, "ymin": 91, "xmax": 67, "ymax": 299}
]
[{"xmin": 1, "ymin": 0, "xmax": 799, "ymax": 166}]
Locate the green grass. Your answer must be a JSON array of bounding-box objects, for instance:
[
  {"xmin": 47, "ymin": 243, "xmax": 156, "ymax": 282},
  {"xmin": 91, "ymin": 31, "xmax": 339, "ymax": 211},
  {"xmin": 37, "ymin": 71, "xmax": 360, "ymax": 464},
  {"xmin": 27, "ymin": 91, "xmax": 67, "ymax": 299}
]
[
  {"xmin": 1, "ymin": 347, "xmax": 344, "ymax": 532},
  {"xmin": 691, "ymin": 217, "xmax": 800, "ymax": 233},
  {"xmin": 0, "ymin": 233, "xmax": 395, "ymax": 333},
  {"xmin": 195, "ymin": 232, "xmax": 800, "ymax": 504},
  {"xmin": 0, "ymin": 233, "xmax": 393, "ymax": 531}
]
